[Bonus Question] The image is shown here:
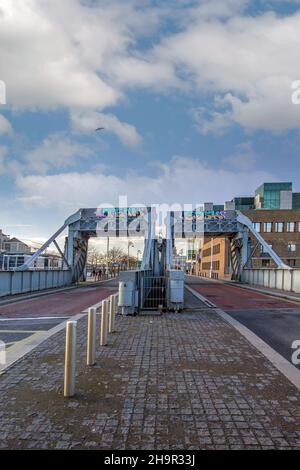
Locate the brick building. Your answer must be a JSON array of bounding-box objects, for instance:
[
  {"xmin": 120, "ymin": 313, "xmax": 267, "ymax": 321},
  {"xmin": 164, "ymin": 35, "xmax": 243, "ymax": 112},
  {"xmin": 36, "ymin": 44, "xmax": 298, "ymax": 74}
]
[
  {"xmin": 197, "ymin": 236, "xmax": 231, "ymax": 279},
  {"xmin": 244, "ymin": 209, "xmax": 300, "ymax": 268},
  {"xmin": 196, "ymin": 182, "xmax": 300, "ymax": 279}
]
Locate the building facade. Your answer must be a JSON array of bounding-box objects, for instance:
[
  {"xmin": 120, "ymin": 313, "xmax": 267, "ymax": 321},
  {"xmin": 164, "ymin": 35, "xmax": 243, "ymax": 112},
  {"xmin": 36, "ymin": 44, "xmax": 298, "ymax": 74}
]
[
  {"xmin": 2, "ymin": 237, "xmax": 32, "ymax": 254},
  {"xmin": 254, "ymin": 182, "xmax": 300, "ymax": 210},
  {"xmin": 0, "ymin": 230, "xmax": 9, "ymax": 252},
  {"xmin": 195, "ymin": 182, "xmax": 300, "ymax": 279},
  {"xmin": 244, "ymin": 209, "xmax": 300, "ymax": 268},
  {"xmin": 196, "ymin": 236, "xmax": 231, "ymax": 279}
]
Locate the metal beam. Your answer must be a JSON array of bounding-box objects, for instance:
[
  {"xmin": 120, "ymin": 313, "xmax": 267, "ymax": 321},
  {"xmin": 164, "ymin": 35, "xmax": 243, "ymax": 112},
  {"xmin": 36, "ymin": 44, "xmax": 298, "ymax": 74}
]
[
  {"xmin": 53, "ymin": 240, "xmax": 70, "ymax": 270},
  {"xmin": 16, "ymin": 210, "xmax": 81, "ymax": 271}
]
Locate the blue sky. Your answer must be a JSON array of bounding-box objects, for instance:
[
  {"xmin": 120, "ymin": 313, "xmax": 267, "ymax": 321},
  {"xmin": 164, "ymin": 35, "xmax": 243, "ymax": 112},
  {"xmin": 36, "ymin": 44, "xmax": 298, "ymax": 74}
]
[{"xmin": 1, "ymin": 0, "xmax": 300, "ymax": 244}]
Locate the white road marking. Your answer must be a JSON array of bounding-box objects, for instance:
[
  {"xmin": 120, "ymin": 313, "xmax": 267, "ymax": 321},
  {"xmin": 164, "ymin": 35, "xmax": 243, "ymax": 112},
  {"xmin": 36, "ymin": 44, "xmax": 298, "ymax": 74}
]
[
  {"xmin": 0, "ymin": 329, "xmax": 43, "ymax": 334},
  {"xmin": 0, "ymin": 316, "xmax": 70, "ymax": 321}
]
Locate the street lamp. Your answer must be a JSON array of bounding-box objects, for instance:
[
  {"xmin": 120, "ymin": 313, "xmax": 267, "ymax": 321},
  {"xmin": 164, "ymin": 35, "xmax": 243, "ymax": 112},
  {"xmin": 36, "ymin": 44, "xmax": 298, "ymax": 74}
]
[
  {"xmin": 128, "ymin": 241, "xmax": 134, "ymax": 269},
  {"xmin": 137, "ymin": 249, "xmax": 142, "ymax": 268}
]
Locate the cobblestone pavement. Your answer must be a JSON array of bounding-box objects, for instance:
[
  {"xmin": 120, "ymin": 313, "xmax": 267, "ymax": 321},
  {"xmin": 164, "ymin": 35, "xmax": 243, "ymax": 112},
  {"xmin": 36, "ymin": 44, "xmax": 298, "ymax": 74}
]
[{"xmin": 0, "ymin": 292, "xmax": 300, "ymax": 449}]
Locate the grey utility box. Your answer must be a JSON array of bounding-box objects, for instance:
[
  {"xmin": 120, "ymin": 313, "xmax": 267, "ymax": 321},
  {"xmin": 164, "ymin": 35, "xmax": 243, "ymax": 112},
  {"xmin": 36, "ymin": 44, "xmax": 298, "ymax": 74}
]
[
  {"xmin": 118, "ymin": 270, "xmax": 140, "ymax": 315},
  {"xmin": 166, "ymin": 269, "xmax": 184, "ymax": 311}
]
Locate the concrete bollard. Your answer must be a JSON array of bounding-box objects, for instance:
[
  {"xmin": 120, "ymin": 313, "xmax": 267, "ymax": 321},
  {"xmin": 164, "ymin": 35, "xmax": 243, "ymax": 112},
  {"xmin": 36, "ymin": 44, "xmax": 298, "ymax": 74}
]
[
  {"xmin": 100, "ymin": 300, "xmax": 108, "ymax": 346},
  {"xmin": 64, "ymin": 321, "xmax": 77, "ymax": 398},
  {"xmin": 109, "ymin": 295, "xmax": 115, "ymax": 333},
  {"xmin": 114, "ymin": 293, "xmax": 119, "ymax": 315},
  {"xmin": 87, "ymin": 307, "xmax": 96, "ymax": 366}
]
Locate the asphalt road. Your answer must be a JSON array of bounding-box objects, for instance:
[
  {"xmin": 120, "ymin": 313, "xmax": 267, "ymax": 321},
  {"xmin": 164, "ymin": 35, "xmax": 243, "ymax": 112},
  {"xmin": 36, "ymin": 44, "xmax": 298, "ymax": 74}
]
[
  {"xmin": 186, "ymin": 275, "xmax": 300, "ymax": 365},
  {"xmin": 0, "ymin": 279, "xmax": 118, "ymax": 351}
]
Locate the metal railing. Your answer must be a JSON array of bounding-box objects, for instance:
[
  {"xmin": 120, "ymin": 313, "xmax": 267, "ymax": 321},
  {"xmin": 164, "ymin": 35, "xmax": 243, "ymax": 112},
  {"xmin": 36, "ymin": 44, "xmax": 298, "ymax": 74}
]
[
  {"xmin": 242, "ymin": 268, "xmax": 300, "ymax": 293},
  {"xmin": 0, "ymin": 269, "xmax": 72, "ymax": 298},
  {"xmin": 142, "ymin": 274, "xmax": 166, "ymax": 309}
]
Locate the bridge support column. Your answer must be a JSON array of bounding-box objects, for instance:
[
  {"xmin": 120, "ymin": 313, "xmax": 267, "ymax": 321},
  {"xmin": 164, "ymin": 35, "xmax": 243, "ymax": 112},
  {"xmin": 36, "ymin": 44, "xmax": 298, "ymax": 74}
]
[{"xmin": 241, "ymin": 230, "xmax": 249, "ymax": 271}]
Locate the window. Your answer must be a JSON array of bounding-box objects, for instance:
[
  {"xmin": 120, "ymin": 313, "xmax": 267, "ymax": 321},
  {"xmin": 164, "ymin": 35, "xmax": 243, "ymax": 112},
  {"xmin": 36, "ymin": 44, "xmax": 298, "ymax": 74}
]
[
  {"xmin": 287, "ymin": 259, "xmax": 296, "ymax": 267},
  {"xmin": 288, "ymin": 242, "xmax": 296, "ymax": 252},
  {"xmin": 253, "ymin": 222, "xmax": 261, "ymax": 233},
  {"xmin": 262, "ymin": 259, "xmax": 271, "ymax": 267},
  {"xmin": 287, "ymin": 222, "xmax": 295, "ymax": 232},
  {"xmin": 261, "ymin": 244, "xmax": 272, "ymax": 254},
  {"xmin": 213, "ymin": 244, "xmax": 221, "ymax": 255},
  {"xmin": 274, "ymin": 222, "xmax": 284, "ymax": 233},
  {"xmin": 263, "ymin": 222, "xmax": 272, "ymax": 233}
]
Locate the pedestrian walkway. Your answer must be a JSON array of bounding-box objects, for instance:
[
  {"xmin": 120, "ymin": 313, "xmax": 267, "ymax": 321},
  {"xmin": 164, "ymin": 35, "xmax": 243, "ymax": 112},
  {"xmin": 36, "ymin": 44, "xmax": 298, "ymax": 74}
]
[{"xmin": 0, "ymin": 290, "xmax": 300, "ymax": 449}]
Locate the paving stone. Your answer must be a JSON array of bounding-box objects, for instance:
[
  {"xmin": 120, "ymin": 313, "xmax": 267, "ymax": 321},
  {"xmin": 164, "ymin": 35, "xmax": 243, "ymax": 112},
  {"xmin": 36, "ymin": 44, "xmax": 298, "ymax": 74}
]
[{"xmin": 0, "ymin": 309, "xmax": 300, "ymax": 449}]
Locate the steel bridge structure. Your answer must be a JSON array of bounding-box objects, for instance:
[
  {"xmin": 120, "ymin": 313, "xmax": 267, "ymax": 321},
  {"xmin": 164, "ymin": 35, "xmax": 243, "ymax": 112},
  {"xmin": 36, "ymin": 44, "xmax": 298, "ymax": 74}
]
[
  {"xmin": 0, "ymin": 205, "xmax": 289, "ymax": 303},
  {"xmin": 15, "ymin": 206, "xmax": 290, "ymax": 280}
]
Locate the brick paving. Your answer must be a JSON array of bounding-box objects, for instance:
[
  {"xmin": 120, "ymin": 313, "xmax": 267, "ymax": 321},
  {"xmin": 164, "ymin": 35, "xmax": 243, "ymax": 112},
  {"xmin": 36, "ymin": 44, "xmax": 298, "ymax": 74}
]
[{"xmin": 0, "ymin": 296, "xmax": 300, "ymax": 449}]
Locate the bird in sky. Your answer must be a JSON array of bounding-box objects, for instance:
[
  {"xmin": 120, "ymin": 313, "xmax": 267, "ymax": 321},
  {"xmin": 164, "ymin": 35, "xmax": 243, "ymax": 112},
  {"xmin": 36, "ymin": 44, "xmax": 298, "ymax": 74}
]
[{"xmin": 95, "ymin": 127, "xmax": 105, "ymax": 131}]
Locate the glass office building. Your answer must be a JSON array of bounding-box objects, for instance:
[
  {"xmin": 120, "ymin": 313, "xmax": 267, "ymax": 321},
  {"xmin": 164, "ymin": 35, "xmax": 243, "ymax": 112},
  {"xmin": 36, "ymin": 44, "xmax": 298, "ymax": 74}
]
[
  {"xmin": 293, "ymin": 192, "xmax": 300, "ymax": 209},
  {"xmin": 255, "ymin": 182, "xmax": 293, "ymax": 209},
  {"xmin": 233, "ymin": 197, "xmax": 255, "ymax": 211}
]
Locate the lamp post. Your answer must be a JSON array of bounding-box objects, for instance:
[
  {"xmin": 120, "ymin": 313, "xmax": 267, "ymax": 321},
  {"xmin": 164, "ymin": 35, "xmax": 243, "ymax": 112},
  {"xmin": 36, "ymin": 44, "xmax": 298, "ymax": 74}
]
[
  {"xmin": 210, "ymin": 237, "xmax": 214, "ymax": 279},
  {"xmin": 128, "ymin": 241, "xmax": 134, "ymax": 270},
  {"xmin": 137, "ymin": 249, "xmax": 142, "ymax": 268},
  {"xmin": 106, "ymin": 236, "xmax": 110, "ymax": 278}
]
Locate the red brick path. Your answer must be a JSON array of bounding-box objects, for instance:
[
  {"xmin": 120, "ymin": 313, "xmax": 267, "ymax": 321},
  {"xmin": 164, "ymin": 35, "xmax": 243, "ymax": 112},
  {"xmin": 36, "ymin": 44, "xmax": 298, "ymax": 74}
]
[
  {"xmin": 0, "ymin": 287, "xmax": 116, "ymax": 318},
  {"xmin": 190, "ymin": 282, "xmax": 300, "ymax": 310}
]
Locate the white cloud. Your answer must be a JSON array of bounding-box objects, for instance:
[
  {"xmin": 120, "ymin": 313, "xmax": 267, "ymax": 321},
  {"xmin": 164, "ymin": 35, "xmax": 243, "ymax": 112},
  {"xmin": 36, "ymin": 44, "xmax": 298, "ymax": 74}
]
[
  {"xmin": 223, "ymin": 142, "xmax": 257, "ymax": 170},
  {"xmin": 0, "ymin": 0, "xmax": 171, "ymax": 111},
  {"xmin": 71, "ymin": 110, "xmax": 142, "ymax": 148},
  {"xmin": 1, "ymin": 0, "xmax": 300, "ymax": 134},
  {"xmin": 0, "ymin": 0, "xmax": 132, "ymax": 109},
  {"xmin": 0, "ymin": 145, "xmax": 7, "ymax": 174},
  {"xmin": 152, "ymin": 10, "xmax": 300, "ymax": 133},
  {"xmin": 16, "ymin": 155, "xmax": 275, "ymax": 211},
  {"xmin": 24, "ymin": 133, "xmax": 93, "ymax": 174},
  {"xmin": 0, "ymin": 114, "xmax": 12, "ymax": 134}
]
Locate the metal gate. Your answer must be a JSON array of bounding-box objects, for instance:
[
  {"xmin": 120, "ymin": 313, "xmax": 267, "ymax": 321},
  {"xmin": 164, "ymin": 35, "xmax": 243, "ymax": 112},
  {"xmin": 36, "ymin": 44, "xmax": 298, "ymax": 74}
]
[{"xmin": 142, "ymin": 275, "xmax": 166, "ymax": 310}]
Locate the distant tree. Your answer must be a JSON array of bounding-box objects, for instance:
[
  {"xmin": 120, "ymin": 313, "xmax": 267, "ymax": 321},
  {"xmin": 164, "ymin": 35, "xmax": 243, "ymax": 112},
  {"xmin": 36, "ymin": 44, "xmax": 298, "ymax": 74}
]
[{"xmin": 88, "ymin": 245, "xmax": 138, "ymax": 270}]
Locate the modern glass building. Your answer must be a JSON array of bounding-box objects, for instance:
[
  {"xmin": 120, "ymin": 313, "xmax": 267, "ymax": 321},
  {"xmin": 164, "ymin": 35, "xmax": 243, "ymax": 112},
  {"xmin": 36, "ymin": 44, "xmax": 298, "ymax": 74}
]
[
  {"xmin": 233, "ymin": 197, "xmax": 255, "ymax": 211},
  {"xmin": 293, "ymin": 192, "xmax": 300, "ymax": 209},
  {"xmin": 213, "ymin": 204, "xmax": 225, "ymax": 212},
  {"xmin": 255, "ymin": 182, "xmax": 294, "ymax": 209}
]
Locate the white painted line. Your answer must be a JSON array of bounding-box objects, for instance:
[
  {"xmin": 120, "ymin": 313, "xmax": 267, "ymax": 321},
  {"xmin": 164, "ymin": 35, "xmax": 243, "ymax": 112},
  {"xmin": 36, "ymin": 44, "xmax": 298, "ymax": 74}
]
[
  {"xmin": 0, "ymin": 313, "xmax": 86, "ymax": 374},
  {"xmin": 0, "ymin": 316, "xmax": 70, "ymax": 322},
  {"xmin": 0, "ymin": 292, "xmax": 115, "ymax": 374},
  {"xmin": 187, "ymin": 284, "xmax": 300, "ymax": 392},
  {"xmin": 0, "ymin": 329, "xmax": 43, "ymax": 334},
  {"xmin": 185, "ymin": 285, "xmax": 216, "ymax": 308}
]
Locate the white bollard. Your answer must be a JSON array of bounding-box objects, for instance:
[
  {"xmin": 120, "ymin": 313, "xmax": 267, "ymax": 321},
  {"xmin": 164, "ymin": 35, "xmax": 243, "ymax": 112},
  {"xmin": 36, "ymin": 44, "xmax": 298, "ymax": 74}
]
[
  {"xmin": 64, "ymin": 321, "xmax": 77, "ymax": 398},
  {"xmin": 87, "ymin": 307, "xmax": 96, "ymax": 366},
  {"xmin": 100, "ymin": 300, "xmax": 108, "ymax": 346},
  {"xmin": 109, "ymin": 295, "xmax": 115, "ymax": 333},
  {"xmin": 114, "ymin": 293, "xmax": 119, "ymax": 315}
]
